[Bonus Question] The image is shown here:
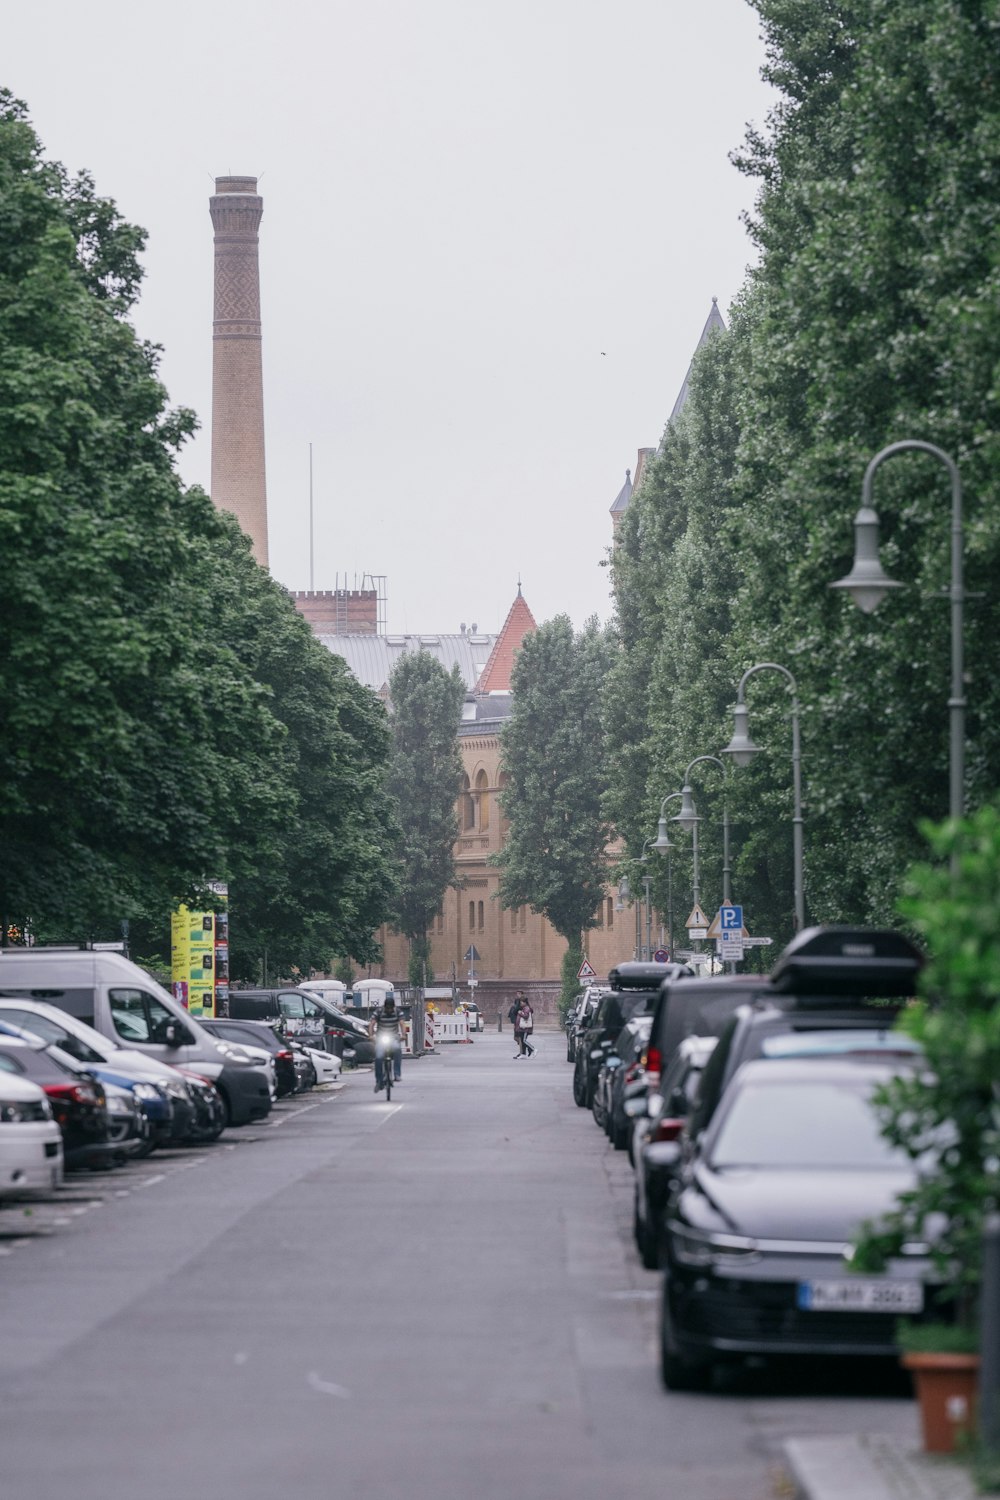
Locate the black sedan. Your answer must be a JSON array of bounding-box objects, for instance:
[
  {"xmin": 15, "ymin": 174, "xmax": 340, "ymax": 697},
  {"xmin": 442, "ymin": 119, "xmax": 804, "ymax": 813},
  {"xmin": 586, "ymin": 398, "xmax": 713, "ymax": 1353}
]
[
  {"xmin": 659, "ymin": 1056, "xmax": 937, "ymax": 1390},
  {"xmin": 203, "ymin": 1019, "xmax": 298, "ymax": 1097}
]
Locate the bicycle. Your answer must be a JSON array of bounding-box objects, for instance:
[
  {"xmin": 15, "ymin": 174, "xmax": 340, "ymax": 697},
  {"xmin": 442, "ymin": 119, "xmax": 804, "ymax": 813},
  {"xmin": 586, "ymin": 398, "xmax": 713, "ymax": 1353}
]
[{"xmin": 377, "ymin": 1035, "xmax": 399, "ymax": 1100}]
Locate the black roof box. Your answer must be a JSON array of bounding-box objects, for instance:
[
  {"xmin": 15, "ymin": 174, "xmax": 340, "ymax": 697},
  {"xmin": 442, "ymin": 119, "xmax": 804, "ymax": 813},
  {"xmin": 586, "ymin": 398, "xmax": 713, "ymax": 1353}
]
[
  {"xmin": 609, "ymin": 961, "xmax": 693, "ymax": 991},
  {"xmin": 769, "ymin": 926, "xmax": 923, "ymax": 998}
]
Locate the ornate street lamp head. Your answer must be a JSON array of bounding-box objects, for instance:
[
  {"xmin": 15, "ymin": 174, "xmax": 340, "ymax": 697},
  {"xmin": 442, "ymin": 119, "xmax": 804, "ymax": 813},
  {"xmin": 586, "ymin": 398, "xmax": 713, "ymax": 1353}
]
[
  {"xmin": 829, "ymin": 505, "xmax": 903, "ymax": 614},
  {"xmin": 723, "ymin": 702, "xmax": 761, "ymax": 768},
  {"xmin": 651, "ymin": 816, "xmax": 674, "ymax": 854},
  {"xmin": 671, "ymin": 784, "xmax": 700, "ymax": 832}
]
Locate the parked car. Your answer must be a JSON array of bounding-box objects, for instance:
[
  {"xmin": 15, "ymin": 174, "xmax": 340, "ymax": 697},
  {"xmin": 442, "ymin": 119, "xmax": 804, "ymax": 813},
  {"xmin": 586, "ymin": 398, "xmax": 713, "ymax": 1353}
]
[
  {"xmin": 604, "ymin": 1016, "xmax": 654, "ymax": 1151},
  {"xmin": 659, "ymin": 1055, "xmax": 938, "ymax": 1390},
  {"xmin": 0, "ymin": 997, "xmax": 199, "ymax": 1144},
  {"xmin": 632, "ymin": 1034, "xmax": 716, "ymax": 1269},
  {"xmin": 0, "ymin": 1072, "xmax": 63, "ymax": 1199},
  {"xmin": 0, "ymin": 1037, "xmax": 125, "ymax": 1170},
  {"xmin": 298, "ymin": 1044, "xmax": 342, "ymax": 1085},
  {"xmin": 572, "ymin": 963, "xmax": 692, "ymax": 1109},
  {"xmin": 202, "ymin": 1019, "xmax": 298, "ymax": 1097},
  {"xmin": 0, "ymin": 948, "xmax": 272, "ymax": 1127},
  {"xmin": 566, "ymin": 985, "xmax": 608, "ymax": 1064},
  {"xmin": 228, "ymin": 988, "xmax": 374, "ymax": 1062},
  {"xmin": 643, "ymin": 973, "xmax": 771, "ymax": 1090},
  {"xmin": 174, "ymin": 1070, "xmax": 228, "ymax": 1140}
]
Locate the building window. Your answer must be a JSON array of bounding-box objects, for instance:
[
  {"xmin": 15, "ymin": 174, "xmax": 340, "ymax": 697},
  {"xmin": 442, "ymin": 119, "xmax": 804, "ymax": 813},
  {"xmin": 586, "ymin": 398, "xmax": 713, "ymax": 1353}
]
[
  {"xmin": 510, "ymin": 907, "xmax": 517, "ymax": 933},
  {"xmin": 595, "ymin": 903, "xmax": 604, "ymax": 929},
  {"xmin": 519, "ymin": 906, "xmax": 526, "ymax": 933},
  {"xmin": 468, "ymin": 900, "xmax": 475, "ymax": 932},
  {"xmin": 461, "ymin": 774, "xmax": 474, "ymax": 831},
  {"xmin": 475, "ymin": 770, "xmax": 490, "ymax": 831},
  {"xmin": 477, "ymin": 901, "xmax": 484, "ymax": 931},
  {"xmin": 606, "ymin": 897, "xmax": 614, "ymax": 930}
]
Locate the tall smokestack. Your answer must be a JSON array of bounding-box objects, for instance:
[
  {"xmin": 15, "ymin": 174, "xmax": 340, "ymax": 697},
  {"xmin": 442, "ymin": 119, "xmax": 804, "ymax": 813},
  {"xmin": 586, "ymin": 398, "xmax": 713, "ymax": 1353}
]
[{"xmin": 209, "ymin": 176, "xmax": 269, "ymax": 567}]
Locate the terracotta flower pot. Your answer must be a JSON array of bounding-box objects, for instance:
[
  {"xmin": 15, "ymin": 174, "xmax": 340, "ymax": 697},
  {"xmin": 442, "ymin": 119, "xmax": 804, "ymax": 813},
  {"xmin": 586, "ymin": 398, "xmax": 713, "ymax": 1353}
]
[{"xmin": 900, "ymin": 1350, "xmax": 980, "ymax": 1453}]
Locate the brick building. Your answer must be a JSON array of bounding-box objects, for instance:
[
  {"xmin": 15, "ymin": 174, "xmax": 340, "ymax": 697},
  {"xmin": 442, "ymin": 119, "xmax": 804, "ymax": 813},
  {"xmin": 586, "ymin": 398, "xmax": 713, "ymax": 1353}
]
[{"xmin": 318, "ymin": 590, "xmax": 633, "ymax": 1022}]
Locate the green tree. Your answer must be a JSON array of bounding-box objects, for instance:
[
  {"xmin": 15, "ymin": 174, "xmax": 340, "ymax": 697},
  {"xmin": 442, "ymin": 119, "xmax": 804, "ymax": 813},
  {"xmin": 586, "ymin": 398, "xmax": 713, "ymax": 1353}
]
[
  {"xmin": 495, "ymin": 616, "xmax": 614, "ymax": 950},
  {"xmin": 0, "ymin": 91, "xmax": 287, "ymax": 934},
  {"xmin": 854, "ymin": 804, "xmax": 1000, "ymax": 1331},
  {"xmin": 385, "ymin": 652, "xmax": 465, "ymax": 973}
]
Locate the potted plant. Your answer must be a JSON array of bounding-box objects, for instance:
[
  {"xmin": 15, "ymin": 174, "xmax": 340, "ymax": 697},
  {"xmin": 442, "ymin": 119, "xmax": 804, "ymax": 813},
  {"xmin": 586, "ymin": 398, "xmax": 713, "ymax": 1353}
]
[{"xmin": 853, "ymin": 803, "xmax": 1000, "ymax": 1453}]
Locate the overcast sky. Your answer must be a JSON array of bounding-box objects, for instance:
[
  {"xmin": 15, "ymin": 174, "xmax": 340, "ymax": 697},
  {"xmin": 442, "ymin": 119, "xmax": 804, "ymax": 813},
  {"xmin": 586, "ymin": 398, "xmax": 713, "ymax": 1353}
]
[{"xmin": 6, "ymin": 1, "xmax": 772, "ymax": 637}]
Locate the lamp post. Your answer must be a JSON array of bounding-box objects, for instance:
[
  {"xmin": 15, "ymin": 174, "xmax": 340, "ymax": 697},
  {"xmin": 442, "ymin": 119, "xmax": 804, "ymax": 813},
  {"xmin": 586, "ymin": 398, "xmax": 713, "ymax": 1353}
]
[
  {"xmin": 829, "ymin": 439, "xmax": 965, "ymax": 825},
  {"xmin": 724, "ymin": 664, "xmax": 805, "ymax": 931},
  {"xmin": 650, "ymin": 792, "xmax": 682, "ymax": 959},
  {"xmin": 677, "ymin": 755, "xmax": 731, "ymax": 905}
]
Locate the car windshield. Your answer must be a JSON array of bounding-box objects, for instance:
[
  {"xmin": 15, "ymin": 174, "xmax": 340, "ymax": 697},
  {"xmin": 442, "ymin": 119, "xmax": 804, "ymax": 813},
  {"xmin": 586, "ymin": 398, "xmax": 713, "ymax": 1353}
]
[{"xmin": 710, "ymin": 1076, "xmax": 910, "ymax": 1171}]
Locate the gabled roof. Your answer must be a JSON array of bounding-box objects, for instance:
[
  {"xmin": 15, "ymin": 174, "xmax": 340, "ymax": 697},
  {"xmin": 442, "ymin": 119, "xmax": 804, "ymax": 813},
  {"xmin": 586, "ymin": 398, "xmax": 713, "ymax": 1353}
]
[
  {"xmin": 609, "ymin": 468, "xmax": 633, "ymax": 516},
  {"xmin": 475, "ymin": 588, "xmax": 537, "ymax": 693},
  {"xmin": 315, "ymin": 631, "xmax": 496, "ymax": 693},
  {"xmin": 667, "ymin": 297, "xmax": 727, "ymax": 427}
]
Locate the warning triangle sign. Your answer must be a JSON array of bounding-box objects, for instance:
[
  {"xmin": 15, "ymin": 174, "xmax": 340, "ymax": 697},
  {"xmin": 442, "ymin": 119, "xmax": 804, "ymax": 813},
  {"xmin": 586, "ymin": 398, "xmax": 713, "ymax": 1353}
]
[
  {"xmin": 685, "ymin": 905, "xmax": 709, "ymax": 930},
  {"xmin": 577, "ymin": 958, "xmax": 597, "ymax": 981}
]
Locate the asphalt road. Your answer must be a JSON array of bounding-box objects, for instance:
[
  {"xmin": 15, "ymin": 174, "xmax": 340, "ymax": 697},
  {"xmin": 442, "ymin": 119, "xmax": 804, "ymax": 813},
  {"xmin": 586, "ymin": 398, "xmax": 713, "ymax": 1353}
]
[{"xmin": 0, "ymin": 1031, "xmax": 917, "ymax": 1500}]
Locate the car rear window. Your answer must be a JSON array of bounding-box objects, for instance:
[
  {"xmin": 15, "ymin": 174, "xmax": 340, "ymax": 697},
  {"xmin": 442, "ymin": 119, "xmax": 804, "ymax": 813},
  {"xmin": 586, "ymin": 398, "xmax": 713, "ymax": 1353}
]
[{"xmin": 710, "ymin": 1077, "xmax": 908, "ymax": 1171}]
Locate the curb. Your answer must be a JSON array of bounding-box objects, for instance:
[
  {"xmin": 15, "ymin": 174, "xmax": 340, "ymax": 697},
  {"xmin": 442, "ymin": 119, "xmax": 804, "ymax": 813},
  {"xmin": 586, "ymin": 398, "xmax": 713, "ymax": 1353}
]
[{"xmin": 784, "ymin": 1435, "xmax": 976, "ymax": 1500}]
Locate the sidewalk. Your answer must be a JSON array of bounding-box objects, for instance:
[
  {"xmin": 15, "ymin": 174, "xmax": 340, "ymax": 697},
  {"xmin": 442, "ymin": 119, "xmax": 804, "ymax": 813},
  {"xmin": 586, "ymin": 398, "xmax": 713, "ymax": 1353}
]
[{"xmin": 785, "ymin": 1434, "xmax": 977, "ymax": 1500}]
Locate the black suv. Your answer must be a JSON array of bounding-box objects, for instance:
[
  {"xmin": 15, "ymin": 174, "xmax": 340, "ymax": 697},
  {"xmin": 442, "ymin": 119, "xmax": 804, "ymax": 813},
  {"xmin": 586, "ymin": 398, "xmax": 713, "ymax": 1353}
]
[{"xmin": 572, "ymin": 963, "xmax": 691, "ymax": 1109}]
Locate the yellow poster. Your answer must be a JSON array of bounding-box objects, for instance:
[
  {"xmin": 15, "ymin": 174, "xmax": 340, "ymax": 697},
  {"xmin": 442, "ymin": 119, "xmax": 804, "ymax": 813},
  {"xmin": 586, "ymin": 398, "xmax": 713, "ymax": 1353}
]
[{"xmin": 170, "ymin": 905, "xmax": 216, "ymax": 1017}]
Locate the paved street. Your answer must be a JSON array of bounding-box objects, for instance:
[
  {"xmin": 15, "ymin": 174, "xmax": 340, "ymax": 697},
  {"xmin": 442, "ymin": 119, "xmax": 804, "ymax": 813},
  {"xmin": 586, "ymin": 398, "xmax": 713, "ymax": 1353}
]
[{"xmin": 0, "ymin": 1032, "xmax": 918, "ymax": 1500}]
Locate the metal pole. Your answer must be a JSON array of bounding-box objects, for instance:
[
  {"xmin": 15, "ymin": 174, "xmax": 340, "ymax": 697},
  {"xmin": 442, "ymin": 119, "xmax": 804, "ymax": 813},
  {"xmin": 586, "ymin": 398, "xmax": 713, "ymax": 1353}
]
[
  {"xmin": 860, "ymin": 441, "xmax": 965, "ymax": 826},
  {"xmin": 667, "ymin": 845, "xmax": 673, "ymax": 961},
  {"xmin": 643, "ymin": 875, "xmax": 652, "ymax": 961},
  {"xmin": 980, "ymin": 1213, "xmax": 1000, "ymax": 1453},
  {"xmin": 692, "ymin": 819, "xmax": 700, "ymax": 945},
  {"xmin": 309, "ymin": 442, "xmax": 315, "ymax": 592},
  {"xmin": 790, "ymin": 695, "xmax": 804, "ymax": 930}
]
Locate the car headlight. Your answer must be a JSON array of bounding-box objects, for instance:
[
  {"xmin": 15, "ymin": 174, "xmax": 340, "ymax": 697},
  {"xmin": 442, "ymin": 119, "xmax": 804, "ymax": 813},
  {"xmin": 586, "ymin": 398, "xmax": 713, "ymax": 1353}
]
[
  {"xmin": 132, "ymin": 1083, "xmax": 159, "ymax": 1102},
  {"xmin": 105, "ymin": 1091, "xmax": 134, "ymax": 1116},
  {"xmin": 162, "ymin": 1076, "xmax": 192, "ymax": 1101},
  {"xmin": 669, "ymin": 1223, "xmax": 760, "ymax": 1268},
  {"xmin": 0, "ymin": 1097, "xmax": 53, "ymax": 1123}
]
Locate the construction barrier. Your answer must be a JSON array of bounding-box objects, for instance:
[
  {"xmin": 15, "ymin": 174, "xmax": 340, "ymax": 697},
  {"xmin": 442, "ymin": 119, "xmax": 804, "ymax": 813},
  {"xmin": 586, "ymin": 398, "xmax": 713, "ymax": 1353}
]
[
  {"xmin": 424, "ymin": 1011, "xmax": 435, "ymax": 1050},
  {"xmin": 432, "ymin": 1013, "xmax": 472, "ymax": 1044}
]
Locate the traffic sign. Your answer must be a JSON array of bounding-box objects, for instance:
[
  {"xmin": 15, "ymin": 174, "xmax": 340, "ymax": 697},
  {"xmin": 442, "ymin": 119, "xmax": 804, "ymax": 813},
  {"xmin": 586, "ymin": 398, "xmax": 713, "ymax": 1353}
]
[
  {"xmin": 463, "ymin": 945, "xmax": 481, "ymax": 962},
  {"xmin": 718, "ymin": 930, "xmax": 745, "ymax": 961},
  {"xmin": 707, "ymin": 909, "xmax": 749, "ymax": 939},
  {"xmin": 742, "ymin": 936, "xmax": 773, "ymax": 947},
  {"xmin": 577, "ymin": 958, "xmax": 597, "ymax": 981},
  {"xmin": 688, "ymin": 928, "xmax": 708, "ymax": 941},
  {"xmin": 720, "ymin": 904, "xmax": 743, "ymax": 932},
  {"xmin": 686, "ymin": 905, "xmax": 709, "ymax": 930},
  {"xmin": 652, "ymin": 948, "xmax": 670, "ymax": 963}
]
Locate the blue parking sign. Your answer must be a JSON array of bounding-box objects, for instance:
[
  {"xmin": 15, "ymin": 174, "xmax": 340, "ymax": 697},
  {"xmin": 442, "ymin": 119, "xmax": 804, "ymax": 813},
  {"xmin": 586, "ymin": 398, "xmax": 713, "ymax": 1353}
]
[{"xmin": 720, "ymin": 904, "xmax": 743, "ymax": 931}]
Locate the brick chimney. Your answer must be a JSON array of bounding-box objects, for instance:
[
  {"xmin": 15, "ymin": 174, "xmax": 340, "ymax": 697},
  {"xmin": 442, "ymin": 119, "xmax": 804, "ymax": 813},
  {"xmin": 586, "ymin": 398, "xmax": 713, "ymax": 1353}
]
[{"xmin": 209, "ymin": 176, "xmax": 269, "ymax": 567}]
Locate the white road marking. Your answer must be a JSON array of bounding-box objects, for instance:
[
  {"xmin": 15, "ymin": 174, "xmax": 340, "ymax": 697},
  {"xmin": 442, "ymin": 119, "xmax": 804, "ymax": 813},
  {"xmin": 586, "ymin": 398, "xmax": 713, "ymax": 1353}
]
[{"xmin": 307, "ymin": 1371, "xmax": 351, "ymax": 1398}]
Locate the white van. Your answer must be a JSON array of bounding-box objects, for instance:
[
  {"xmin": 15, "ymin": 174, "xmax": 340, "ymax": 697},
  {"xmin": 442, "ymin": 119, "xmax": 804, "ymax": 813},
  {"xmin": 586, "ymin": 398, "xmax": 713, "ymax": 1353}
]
[{"xmin": 0, "ymin": 948, "xmax": 271, "ymax": 1127}]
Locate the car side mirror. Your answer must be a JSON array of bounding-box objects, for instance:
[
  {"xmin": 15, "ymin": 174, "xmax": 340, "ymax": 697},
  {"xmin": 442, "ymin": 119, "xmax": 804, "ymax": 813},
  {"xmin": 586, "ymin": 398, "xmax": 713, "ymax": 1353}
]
[{"xmin": 164, "ymin": 1020, "xmax": 191, "ymax": 1048}]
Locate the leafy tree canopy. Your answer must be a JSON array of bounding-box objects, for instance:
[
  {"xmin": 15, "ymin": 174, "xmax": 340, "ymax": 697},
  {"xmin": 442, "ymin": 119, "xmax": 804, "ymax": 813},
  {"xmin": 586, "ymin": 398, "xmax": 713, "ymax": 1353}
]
[{"xmin": 496, "ymin": 616, "xmax": 614, "ymax": 944}]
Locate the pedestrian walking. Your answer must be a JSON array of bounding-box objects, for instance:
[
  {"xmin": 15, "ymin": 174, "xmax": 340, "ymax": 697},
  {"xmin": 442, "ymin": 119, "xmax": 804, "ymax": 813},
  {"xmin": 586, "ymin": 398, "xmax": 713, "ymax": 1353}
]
[{"xmin": 516, "ymin": 995, "xmax": 535, "ymax": 1057}]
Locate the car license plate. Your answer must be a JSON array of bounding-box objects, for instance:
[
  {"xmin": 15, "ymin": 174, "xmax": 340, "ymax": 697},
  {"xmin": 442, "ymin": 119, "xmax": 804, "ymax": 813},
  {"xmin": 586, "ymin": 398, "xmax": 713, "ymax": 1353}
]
[{"xmin": 797, "ymin": 1279, "xmax": 924, "ymax": 1313}]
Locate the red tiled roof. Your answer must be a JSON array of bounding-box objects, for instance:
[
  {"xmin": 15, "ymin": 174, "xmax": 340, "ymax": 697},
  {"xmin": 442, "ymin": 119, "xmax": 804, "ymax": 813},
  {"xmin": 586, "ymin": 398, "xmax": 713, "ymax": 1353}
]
[{"xmin": 475, "ymin": 591, "xmax": 537, "ymax": 693}]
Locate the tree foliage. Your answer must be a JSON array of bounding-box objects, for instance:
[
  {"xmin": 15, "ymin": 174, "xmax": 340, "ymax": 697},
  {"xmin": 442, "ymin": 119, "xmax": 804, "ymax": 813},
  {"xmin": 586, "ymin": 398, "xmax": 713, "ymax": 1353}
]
[
  {"xmin": 0, "ymin": 92, "xmax": 396, "ymax": 973},
  {"xmin": 605, "ymin": 2, "xmax": 1000, "ymax": 946},
  {"xmin": 496, "ymin": 616, "xmax": 614, "ymax": 944},
  {"xmin": 385, "ymin": 652, "xmax": 465, "ymax": 961}
]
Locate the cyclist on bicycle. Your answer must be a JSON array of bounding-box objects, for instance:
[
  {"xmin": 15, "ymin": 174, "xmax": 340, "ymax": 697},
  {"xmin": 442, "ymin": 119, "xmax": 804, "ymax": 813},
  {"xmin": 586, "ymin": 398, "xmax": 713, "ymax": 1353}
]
[{"xmin": 369, "ymin": 994, "xmax": 404, "ymax": 1093}]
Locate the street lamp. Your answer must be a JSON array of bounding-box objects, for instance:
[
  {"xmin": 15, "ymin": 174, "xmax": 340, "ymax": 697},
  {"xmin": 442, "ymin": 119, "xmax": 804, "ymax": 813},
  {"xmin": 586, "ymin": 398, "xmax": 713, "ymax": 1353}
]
[
  {"xmin": 830, "ymin": 439, "xmax": 966, "ymax": 824},
  {"xmin": 651, "ymin": 792, "xmax": 681, "ymax": 960},
  {"xmin": 724, "ymin": 664, "xmax": 805, "ymax": 931},
  {"xmin": 677, "ymin": 755, "xmax": 731, "ymax": 906},
  {"xmin": 614, "ymin": 846, "xmax": 653, "ymax": 959}
]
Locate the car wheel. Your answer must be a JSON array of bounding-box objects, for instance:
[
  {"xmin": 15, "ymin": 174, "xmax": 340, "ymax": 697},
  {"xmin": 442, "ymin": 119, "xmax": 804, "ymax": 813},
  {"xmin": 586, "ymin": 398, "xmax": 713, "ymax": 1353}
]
[
  {"xmin": 660, "ymin": 1282, "xmax": 713, "ymax": 1392},
  {"xmin": 592, "ymin": 1090, "xmax": 604, "ymax": 1128},
  {"xmin": 573, "ymin": 1067, "xmax": 587, "ymax": 1108},
  {"xmin": 612, "ymin": 1117, "xmax": 628, "ymax": 1151},
  {"xmin": 634, "ymin": 1188, "xmax": 660, "ymax": 1270}
]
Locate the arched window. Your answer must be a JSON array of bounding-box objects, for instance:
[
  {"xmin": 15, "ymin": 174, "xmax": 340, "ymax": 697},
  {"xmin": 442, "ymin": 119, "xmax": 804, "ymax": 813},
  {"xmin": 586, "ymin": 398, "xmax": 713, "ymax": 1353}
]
[
  {"xmin": 606, "ymin": 897, "xmax": 614, "ymax": 930},
  {"xmin": 461, "ymin": 774, "xmax": 474, "ymax": 831},
  {"xmin": 468, "ymin": 900, "xmax": 475, "ymax": 932},
  {"xmin": 477, "ymin": 901, "xmax": 484, "ymax": 931},
  {"xmin": 475, "ymin": 770, "xmax": 490, "ymax": 831},
  {"xmin": 510, "ymin": 907, "xmax": 517, "ymax": 933}
]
